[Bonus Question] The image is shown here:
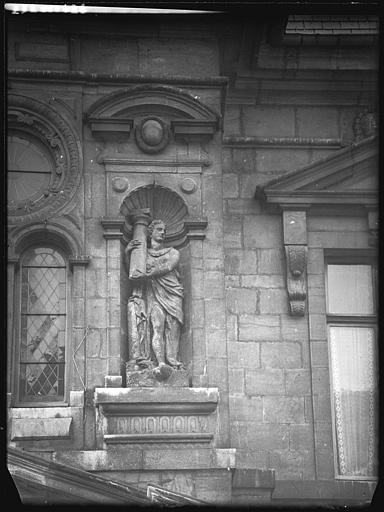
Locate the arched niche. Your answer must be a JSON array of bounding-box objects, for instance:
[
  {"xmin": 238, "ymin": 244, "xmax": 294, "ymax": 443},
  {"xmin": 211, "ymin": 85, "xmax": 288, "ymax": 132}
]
[{"xmin": 119, "ymin": 185, "xmax": 196, "ymax": 373}]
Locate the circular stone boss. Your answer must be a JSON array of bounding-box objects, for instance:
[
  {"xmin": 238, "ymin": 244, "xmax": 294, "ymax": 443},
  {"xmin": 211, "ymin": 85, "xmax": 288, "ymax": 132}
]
[{"xmin": 141, "ymin": 119, "xmax": 163, "ymax": 146}]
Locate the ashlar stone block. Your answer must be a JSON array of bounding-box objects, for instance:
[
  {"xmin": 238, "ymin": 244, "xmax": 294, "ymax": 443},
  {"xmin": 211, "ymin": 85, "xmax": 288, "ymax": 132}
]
[
  {"xmin": 229, "ymin": 396, "xmax": 263, "ymax": 422},
  {"xmin": 229, "ymin": 368, "xmax": 245, "ymax": 393},
  {"xmin": 285, "ymin": 369, "xmax": 311, "ymax": 395},
  {"xmin": 225, "ymin": 249, "xmax": 257, "ymax": 274},
  {"xmin": 223, "ymin": 174, "xmax": 239, "ymax": 198},
  {"xmin": 263, "ymin": 397, "xmax": 305, "ymax": 424},
  {"xmin": 226, "ymin": 288, "xmax": 257, "ymax": 315},
  {"xmin": 239, "ymin": 315, "xmax": 280, "ymax": 342},
  {"xmin": 245, "ymin": 368, "xmax": 285, "ymax": 396},
  {"xmin": 244, "ymin": 215, "xmax": 282, "ymax": 249},
  {"xmin": 258, "ymin": 248, "xmax": 285, "ymax": 274},
  {"xmin": 259, "ymin": 289, "xmax": 288, "ymax": 314},
  {"xmin": 261, "ymin": 342, "xmax": 302, "ymax": 369},
  {"xmin": 228, "ymin": 341, "xmax": 260, "ymax": 369}
]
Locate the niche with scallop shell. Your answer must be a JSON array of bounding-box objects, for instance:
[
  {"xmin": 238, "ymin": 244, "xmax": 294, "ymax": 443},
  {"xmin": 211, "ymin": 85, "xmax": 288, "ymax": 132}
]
[{"xmin": 120, "ymin": 184, "xmax": 189, "ymax": 246}]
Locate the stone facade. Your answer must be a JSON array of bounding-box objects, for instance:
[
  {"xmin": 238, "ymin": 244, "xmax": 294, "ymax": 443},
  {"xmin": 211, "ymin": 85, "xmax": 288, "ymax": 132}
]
[{"xmin": 7, "ymin": 11, "xmax": 378, "ymax": 506}]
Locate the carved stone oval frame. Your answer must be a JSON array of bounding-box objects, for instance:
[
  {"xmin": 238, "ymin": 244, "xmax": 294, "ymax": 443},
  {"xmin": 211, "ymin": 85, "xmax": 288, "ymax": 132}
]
[
  {"xmin": 8, "ymin": 94, "xmax": 82, "ymax": 223},
  {"xmin": 134, "ymin": 116, "xmax": 170, "ymax": 154}
]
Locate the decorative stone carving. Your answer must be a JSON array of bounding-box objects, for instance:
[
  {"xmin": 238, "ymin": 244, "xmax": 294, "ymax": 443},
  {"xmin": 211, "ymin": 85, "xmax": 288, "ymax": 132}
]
[
  {"xmin": 124, "ymin": 208, "xmax": 187, "ymax": 384},
  {"xmin": 8, "ymin": 94, "xmax": 82, "ymax": 223},
  {"xmin": 180, "ymin": 178, "xmax": 197, "ymax": 194},
  {"xmin": 285, "ymin": 245, "xmax": 307, "ymax": 316},
  {"xmin": 86, "ymin": 84, "xmax": 220, "ymax": 148},
  {"xmin": 135, "ymin": 116, "xmax": 170, "ymax": 154},
  {"xmin": 120, "ymin": 184, "xmax": 207, "ymax": 248},
  {"xmin": 282, "ymin": 210, "xmax": 308, "ymax": 316},
  {"xmin": 111, "ymin": 176, "xmax": 129, "ymax": 193}
]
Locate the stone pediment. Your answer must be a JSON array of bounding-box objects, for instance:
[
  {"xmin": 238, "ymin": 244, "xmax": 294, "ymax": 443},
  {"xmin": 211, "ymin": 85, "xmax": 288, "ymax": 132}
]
[
  {"xmin": 85, "ymin": 84, "xmax": 220, "ymax": 144},
  {"xmin": 256, "ymin": 136, "xmax": 378, "ymax": 209}
]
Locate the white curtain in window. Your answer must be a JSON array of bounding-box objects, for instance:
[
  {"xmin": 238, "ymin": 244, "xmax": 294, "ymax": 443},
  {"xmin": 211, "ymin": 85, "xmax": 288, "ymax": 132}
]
[{"xmin": 329, "ymin": 326, "xmax": 378, "ymax": 477}]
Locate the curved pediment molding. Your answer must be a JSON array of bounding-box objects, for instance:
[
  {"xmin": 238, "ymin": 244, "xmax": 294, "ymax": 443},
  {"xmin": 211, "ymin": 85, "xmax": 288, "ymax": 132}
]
[
  {"xmin": 86, "ymin": 84, "xmax": 220, "ymax": 120},
  {"xmin": 85, "ymin": 84, "xmax": 220, "ymax": 146},
  {"xmin": 256, "ymin": 135, "xmax": 378, "ymax": 210}
]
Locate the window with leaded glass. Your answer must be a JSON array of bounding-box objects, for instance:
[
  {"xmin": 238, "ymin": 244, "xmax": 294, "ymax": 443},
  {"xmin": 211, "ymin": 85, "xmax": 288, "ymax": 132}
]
[
  {"xmin": 326, "ymin": 261, "xmax": 378, "ymax": 479},
  {"xmin": 18, "ymin": 247, "xmax": 67, "ymax": 403}
]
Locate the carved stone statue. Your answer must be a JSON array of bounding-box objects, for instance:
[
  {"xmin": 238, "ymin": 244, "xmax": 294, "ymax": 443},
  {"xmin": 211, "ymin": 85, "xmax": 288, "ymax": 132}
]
[{"xmin": 125, "ymin": 213, "xmax": 184, "ymax": 380}]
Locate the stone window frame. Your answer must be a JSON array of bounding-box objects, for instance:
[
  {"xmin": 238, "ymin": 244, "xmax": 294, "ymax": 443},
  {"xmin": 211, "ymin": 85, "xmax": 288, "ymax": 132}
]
[
  {"xmin": 323, "ymin": 249, "xmax": 378, "ymax": 481},
  {"xmin": 8, "ymin": 225, "xmax": 90, "ymax": 408},
  {"xmin": 13, "ymin": 243, "xmax": 70, "ymax": 407}
]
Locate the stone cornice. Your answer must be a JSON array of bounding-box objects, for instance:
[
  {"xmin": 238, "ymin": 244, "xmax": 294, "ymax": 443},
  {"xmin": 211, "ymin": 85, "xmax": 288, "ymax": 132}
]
[
  {"xmin": 104, "ymin": 433, "xmax": 213, "ymax": 444},
  {"xmin": 223, "ymin": 136, "xmax": 342, "ymax": 148},
  {"xmin": 8, "ymin": 69, "xmax": 228, "ymax": 88},
  {"xmin": 94, "ymin": 387, "xmax": 219, "ymax": 416}
]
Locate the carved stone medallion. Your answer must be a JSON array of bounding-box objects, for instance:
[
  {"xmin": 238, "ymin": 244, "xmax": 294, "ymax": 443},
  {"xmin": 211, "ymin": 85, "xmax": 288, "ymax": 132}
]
[{"xmin": 134, "ymin": 116, "xmax": 170, "ymax": 154}]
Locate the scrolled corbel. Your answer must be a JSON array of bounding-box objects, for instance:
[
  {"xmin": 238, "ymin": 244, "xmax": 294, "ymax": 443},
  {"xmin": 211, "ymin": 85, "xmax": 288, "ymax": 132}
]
[{"xmin": 285, "ymin": 245, "xmax": 307, "ymax": 316}]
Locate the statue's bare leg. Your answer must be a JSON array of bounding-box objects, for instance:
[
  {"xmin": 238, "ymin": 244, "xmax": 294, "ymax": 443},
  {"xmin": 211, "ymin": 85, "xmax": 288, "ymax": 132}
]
[
  {"xmin": 165, "ymin": 315, "xmax": 182, "ymax": 368},
  {"xmin": 150, "ymin": 304, "xmax": 166, "ymax": 366}
]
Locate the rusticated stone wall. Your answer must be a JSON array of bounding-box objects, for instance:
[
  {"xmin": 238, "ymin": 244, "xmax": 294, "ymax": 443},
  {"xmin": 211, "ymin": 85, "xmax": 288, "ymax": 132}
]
[{"xmin": 222, "ymin": 61, "xmax": 376, "ymax": 480}]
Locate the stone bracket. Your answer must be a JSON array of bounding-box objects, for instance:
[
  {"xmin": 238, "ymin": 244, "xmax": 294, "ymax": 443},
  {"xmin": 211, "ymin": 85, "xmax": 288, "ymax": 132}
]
[
  {"xmin": 88, "ymin": 117, "xmax": 133, "ymax": 140},
  {"xmin": 100, "ymin": 216, "xmax": 125, "ymax": 240},
  {"xmin": 68, "ymin": 255, "xmax": 91, "ymax": 271},
  {"xmin": 171, "ymin": 119, "xmax": 218, "ymax": 142},
  {"xmin": 283, "ymin": 210, "xmax": 308, "ymax": 316}
]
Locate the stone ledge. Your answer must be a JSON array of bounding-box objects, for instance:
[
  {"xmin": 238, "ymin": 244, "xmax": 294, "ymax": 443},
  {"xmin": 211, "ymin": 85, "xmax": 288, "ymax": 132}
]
[
  {"xmin": 94, "ymin": 387, "xmax": 219, "ymax": 415},
  {"xmin": 11, "ymin": 418, "xmax": 72, "ymax": 441},
  {"xmin": 104, "ymin": 433, "xmax": 213, "ymax": 444},
  {"xmin": 53, "ymin": 447, "xmax": 236, "ymax": 472},
  {"xmin": 272, "ymin": 479, "xmax": 378, "ymax": 505},
  {"xmin": 10, "ymin": 407, "xmax": 74, "ymax": 419}
]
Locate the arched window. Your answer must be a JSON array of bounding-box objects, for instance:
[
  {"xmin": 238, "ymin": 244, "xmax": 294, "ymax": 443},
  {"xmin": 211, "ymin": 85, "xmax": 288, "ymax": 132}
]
[{"xmin": 16, "ymin": 246, "xmax": 67, "ymax": 404}]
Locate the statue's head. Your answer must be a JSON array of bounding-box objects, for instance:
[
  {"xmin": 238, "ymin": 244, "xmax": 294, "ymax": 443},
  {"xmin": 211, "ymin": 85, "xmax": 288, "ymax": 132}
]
[{"xmin": 148, "ymin": 219, "xmax": 166, "ymax": 245}]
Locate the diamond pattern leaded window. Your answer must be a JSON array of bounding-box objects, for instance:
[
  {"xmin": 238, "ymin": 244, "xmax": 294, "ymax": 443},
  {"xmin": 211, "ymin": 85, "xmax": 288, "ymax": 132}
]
[{"xmin": 19, "ymin": 247, "xmax": 66, "ymax": 402}]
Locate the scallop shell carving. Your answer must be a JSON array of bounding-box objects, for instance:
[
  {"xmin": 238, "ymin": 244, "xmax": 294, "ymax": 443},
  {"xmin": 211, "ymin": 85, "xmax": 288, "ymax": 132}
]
[{"xmin": 120, "ymin": 184, "xmax": 188, "ymax": 240}]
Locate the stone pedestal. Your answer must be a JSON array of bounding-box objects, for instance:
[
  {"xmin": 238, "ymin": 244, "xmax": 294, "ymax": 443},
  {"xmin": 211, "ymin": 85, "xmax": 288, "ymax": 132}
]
[
  {"xmin": 94, "ymin": 387, "xmax": 219, "ymax": 448},
  {"xmin": 91, "ymin": 386, "xmax": 235, "ymax": 502},
  {"xmin": 126, "ymin": 365, "xmax": 190, "ymax": 387}
]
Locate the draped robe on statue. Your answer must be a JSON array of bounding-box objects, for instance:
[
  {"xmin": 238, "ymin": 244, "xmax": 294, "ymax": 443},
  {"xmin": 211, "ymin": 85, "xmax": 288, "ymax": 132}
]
[
  {"xmin": 146, "ymin": 247, "xmax": 184, "ymax": 325},
  {"xmin": 127, "ymin": 244, "xmax": 183, "ymax": 368}
]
